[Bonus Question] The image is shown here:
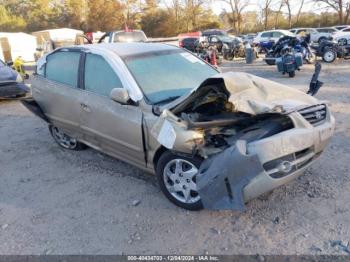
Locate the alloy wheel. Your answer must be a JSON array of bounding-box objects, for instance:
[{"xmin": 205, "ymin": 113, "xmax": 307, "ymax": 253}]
[
  {"xmin": 323, "ymin": 50, "xmax": 336, "ymax": 63},
  {"xmin": 51, "ymin": 126, "xmax": 77, "ymax": 149},
  {"xmin": 163, "ymin": 159, "xmax": 200, "ymax": 204}
]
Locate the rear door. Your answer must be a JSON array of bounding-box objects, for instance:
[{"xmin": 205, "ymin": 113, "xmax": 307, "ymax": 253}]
[
  {"xmin": 79, "ymin": 52, "xmax": 145, "ymax": 167},
  {"xmin": 260, "ymin": 32, "xmax": 272, "ymax": 42},
  {"xmin": 32, "ymin": 49, "xmax": 84, "ymax": 138}
]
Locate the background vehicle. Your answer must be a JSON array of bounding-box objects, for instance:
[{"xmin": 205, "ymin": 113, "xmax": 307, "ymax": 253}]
[
  {"xmin": 333, "ymin": 25, "xmax": 350, "ymax": 30},
  {"xmin": 206, "ymin": 35, "xmax": 237, "ymax": 53},
  {"xmin": 311, "ymin": 39, "xmax": 350, "ymax": 62},
  {"xmin": 195, "ymin": 39, "xmax": 221, "ymax": 65},
  {"xmin": 332, "ymin": 27, "xmax": 350, "ymax": 45},
  {"xmin": 290, "ymin": 27, "xmax": 339, "ymax": 43},
  {"xmin": 242, "ymin": 34, "xmax": 256, "ymax": 45},
  {"xmin": 99, "ymin": 30, "xmax": 148, "ymax": 43},
  {"xmin": 253, "ymin": 30, "xmax": 295, "ymax": 46},
  {"xmin": 313, "ymin": 27, "xmax": 339, "ymax": 43},
  {"xmin": 264, "ymin": 35, "xmax": 313, "ymax": 65},
  {"xmin": 179, "ymin": 37, "xmax": 198, "ymax": 52},
  {"xmin": 0, "ymin": 59, "xmax": 29, "ymax": 99},
  {"xmin": 222, "ymin": 38, "xmax": 246, "ymax": 60},
  {"xmin": 276, "ymin": 47, "xmax": 303, "ymax": 77},
  {"xmin": 257, "ymin": 40, "xmax": 275, "ymax": 53},
  {"xmin": 201, "ymin": 29, "xmax": 227, "ymax": 37}
]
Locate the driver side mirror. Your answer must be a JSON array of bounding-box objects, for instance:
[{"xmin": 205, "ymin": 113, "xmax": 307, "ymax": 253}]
[{"xmin": 110, "ymin": 88, "xmax": 130, "ymax": 104}]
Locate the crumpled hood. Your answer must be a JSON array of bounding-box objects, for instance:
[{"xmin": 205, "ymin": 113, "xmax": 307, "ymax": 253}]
[
  {"xmin": 0, "ymin": 66, "xmax": 17, "ymax": 83},
  {"xmin": 169, "ymin": 72, "xmax": 319, "ymax": 115}
]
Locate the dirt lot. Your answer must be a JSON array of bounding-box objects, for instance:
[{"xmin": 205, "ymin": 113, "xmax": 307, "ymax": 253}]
[{"xmin": 0, "ymin": 59, "xmax": 349, "ymax": 255}]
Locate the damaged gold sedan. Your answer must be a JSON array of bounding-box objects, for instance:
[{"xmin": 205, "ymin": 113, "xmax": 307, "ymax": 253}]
[{"xmin": 23, "ymin": 43, "xmax": 335, "ymax": 211}]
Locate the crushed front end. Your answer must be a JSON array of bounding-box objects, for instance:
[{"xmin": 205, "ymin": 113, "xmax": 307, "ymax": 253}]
[{"xmin": 152, "ymin": 72, "xmax": 335, "ymax": 210}]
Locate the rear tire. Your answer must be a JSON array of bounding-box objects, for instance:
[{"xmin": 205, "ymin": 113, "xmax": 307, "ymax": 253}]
[
  {"xmin": 288, "ymin": 71, "xmax": 295, "ymax": 78},
  {"xmin": 156, "ymin": 151, "xmax": 203, "ymax": 211},
  {"xmin": 318, "ymin": 37, "xmax": 326, "ymax": 44},
  {"xmin": 49, "ymin": 125, "xmax": 86, "ymax": 150}
]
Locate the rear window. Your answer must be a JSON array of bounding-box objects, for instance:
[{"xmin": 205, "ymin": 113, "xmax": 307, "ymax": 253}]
[
  {"xmin": 183, "ymin": 38, "xmax": 197, "ymax": 44},
  {"xmin": 114, "ymin": 31, "xmax": 147, "ymax": 42}
]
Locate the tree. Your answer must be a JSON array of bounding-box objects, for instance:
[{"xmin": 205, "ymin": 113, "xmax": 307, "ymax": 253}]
[
  {"xmin": 0, "ymin": 5, "xmax": 26, "ymax": 31},
  {"xmin": 86, "ymin": 0, "xmax": 125, "ymax": 32},
  {"xmin": 284, "ymin": 0, "xmax": 305, "ymax": 28},
  {"xmin": 220, "ymin": 0, "xmax": 250, "ymax": 34},
  {"xmin": 63, "ymin": 0, "xmax": 88, "ymax": 30},
  {"xmin": 315, "ymin": 0, "xmax": 350, "ymax": 23},
  {"xmin": 260, "ymin": 0, "xmax": 275, "ymax": 29}
]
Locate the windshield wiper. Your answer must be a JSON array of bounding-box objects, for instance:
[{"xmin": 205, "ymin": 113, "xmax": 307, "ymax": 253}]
[{"xmin": 153, "ymin": 96, "xmax": 180, "ymax": 105}]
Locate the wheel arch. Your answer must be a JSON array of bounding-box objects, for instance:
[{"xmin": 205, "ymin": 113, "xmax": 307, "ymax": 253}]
[{"xmin": 152, "ymin": 145, "xmax": 168, "ymax": 170}]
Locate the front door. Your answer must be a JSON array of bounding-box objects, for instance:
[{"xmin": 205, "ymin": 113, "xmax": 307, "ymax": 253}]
[{"xmin": 79, "ymin": 53, "xmax": 145, "ymax": 167}]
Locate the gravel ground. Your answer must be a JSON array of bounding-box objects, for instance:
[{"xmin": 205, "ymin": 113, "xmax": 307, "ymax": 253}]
[{"xmin": 0, "ymin": 59, "xmax": 349, "ymax": 255}]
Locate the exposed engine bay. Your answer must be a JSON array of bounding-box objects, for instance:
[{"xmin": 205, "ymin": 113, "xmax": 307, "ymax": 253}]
[
  {"xmin": 152, "ymin": 72, "xmax": 313, "ymax": 158},
  {"xmin": 174, "ymin": 84, "xmax": 294, "ymax": 158}
]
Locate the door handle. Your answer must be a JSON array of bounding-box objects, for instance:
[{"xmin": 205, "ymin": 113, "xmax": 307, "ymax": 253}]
[{"xmin": 80, "ymin": 103, "xmax": 91, "ymax": 112}]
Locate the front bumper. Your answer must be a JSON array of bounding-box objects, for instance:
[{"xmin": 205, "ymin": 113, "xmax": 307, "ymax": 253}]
[
  {"xmin": 0, "ymin": 82, "xmax": 29, "ymax": 99},
  {"xmin": 197, "ymin": 105, "xmax": 335, "ymax": 210},
  {"xmin": 243, "ymin": 107, "xmax": 335, "ymax": 201}
]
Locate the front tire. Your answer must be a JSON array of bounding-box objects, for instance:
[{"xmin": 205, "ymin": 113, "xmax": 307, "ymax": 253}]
[
  {"xmin": 49, "ymin": 125, "xmax": 86, "ymax": 150},
  {"xmin": 322, "ymin": 49, "xmax": 337, "ymax": 63},
  {"xmin": 306, "ymin": 53, "xmax": 316, "ymax": 64},
  {"xmin": 156, "ymin": 151, "xmax": 203, "ymax": 210}
]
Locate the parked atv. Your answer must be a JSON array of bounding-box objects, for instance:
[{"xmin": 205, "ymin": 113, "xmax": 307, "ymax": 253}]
[{"xmin": 311, "ymin": 38, "xmax": 350, "ymax": 63}]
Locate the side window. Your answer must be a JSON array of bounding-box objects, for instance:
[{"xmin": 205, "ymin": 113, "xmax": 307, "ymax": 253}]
[
  {"xmin": 211, "ymin": 37, "xmax": 219, "ymax": 42},
  {"xmin": 46, "ymin": 51, "xmax": 80, "ymax": 87},
  {"xmin": 273, "ymin": 32, "xmax": 282, "ymax": 38},
  {"xmin": 84, "ymin": 53, "xmax": 123, "ymax": 96},
  {"xmin": 344, "ymin": 28, "xmax": 350, "ymax": 32},
  {"xmin": 261, "ymin": 32, "xmax": 271, "ymax": 38}
]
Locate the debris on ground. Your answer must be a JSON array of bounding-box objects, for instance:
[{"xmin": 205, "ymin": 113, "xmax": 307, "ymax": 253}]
[
  {"xmin": 330, "ymin": 240, "xmax": 350, "ymax": 255},
  {"xmin": 132, "ymin": 200, "xmax": 141, "ymax": 206}
]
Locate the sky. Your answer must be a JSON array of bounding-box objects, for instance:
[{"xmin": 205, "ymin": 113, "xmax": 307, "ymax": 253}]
[{"xmin": 210, "ymin": 0, "xmax": 331, "ymax": 16}]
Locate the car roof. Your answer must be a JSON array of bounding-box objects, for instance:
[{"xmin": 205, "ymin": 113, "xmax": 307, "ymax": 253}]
[{"xmin": 80, "ymin": 42, "xmax": 178, "ymax": 57}]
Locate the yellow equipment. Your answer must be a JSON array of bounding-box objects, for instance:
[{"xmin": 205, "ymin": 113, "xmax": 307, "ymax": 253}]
[{"xmin": 13, "ymin": 56, "xmax": 29, "ymax": 79}]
